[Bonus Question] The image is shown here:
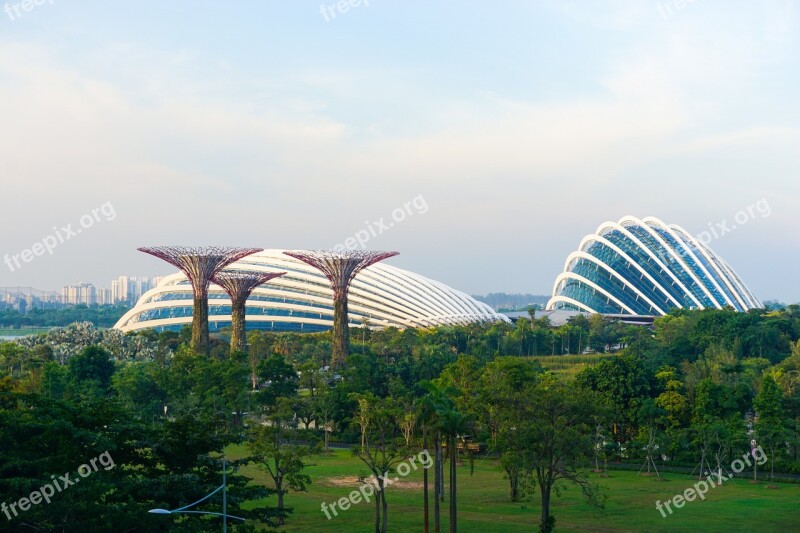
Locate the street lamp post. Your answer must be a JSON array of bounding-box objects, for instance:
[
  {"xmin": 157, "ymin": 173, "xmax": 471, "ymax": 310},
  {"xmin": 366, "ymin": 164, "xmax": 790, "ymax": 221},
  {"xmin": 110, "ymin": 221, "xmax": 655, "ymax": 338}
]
[{"xmin": 148, "ymin": 458, "xmax": 244, "ymax": 532}]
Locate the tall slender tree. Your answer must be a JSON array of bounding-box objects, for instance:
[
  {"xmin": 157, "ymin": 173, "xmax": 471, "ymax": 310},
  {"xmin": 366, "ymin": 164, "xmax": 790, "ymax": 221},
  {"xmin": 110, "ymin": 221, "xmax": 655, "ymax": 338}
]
[
  {"xmin": 755, "ymin": 374, "xmax": 788, "ymax": 482},
  {"xmin": 351, "ymin": 395, "xmax": 406, "ymax": 533},
  {"xmin": 419, "ymin": 381, "xmax": 456, "ymax": 532},
  {"xmin": 438, "ymin": 409, "xmax": 471, "ymax": 533}
]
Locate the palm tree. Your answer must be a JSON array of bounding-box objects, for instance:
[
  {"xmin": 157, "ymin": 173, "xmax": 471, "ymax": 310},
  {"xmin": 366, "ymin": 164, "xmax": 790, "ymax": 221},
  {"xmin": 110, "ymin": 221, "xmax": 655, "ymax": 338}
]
[
  {"xmin": 418, "ymin": 381, "xmax": 455, "ymax": 532},
  {"xmin": 416, "ymin": 396, "xmax": 436, "ymax": 533},
  {"xmin": 438, "ymin": 409, "xmax": 471, "ymax": 533}
]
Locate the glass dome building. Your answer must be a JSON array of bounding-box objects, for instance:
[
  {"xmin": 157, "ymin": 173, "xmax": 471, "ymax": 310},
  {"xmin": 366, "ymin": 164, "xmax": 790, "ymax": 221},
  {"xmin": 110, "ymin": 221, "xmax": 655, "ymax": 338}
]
[
  {"xmin": 114, "ymin": 249, "xmax": 508, "ymax": 333},
  {"xmin": 546, "ymin": 216, "xmax": 761, "ymax": 315}
]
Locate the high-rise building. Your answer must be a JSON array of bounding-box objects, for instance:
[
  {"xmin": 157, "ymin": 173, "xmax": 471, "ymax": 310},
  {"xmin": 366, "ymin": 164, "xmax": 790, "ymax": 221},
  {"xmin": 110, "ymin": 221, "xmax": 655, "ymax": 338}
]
[
  {"xmin": 111, "ymin": 279, "xmax": 122, "ymax": 302},
  {"xmin": 62, "ymin": 282, "xmax": 97, "ymax": 305},
  {"xmin": 96, "ymin": 287, "xmax": 113, "ymax": 305},
  {"xmin": 111, "ymin": 276, "xmax": 153, "ymax": 303},
  {"xmin": 0, "ymin": 288, "xmax": 61, "ymax": 309}
]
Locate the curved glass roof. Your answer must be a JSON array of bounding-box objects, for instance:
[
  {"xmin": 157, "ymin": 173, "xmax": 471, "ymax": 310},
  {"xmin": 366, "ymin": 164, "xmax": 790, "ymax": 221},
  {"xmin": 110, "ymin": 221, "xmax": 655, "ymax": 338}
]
[
  {"xmin": 115, "ymin": 249, "xmax": 509, "ymax": 333},
  {"xmin": 547, "ymin": 216, "xmax": 761, "ymax": 316}
]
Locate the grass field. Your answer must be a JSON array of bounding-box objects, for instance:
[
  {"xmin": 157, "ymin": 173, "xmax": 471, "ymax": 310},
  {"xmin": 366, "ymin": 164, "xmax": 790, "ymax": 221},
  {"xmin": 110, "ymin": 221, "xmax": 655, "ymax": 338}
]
[
  {"xmin": 227, "ymin": 446, "xmax": 800, "ymax": 532},
  {"xmin": 530, "ymin": 354, "xmax": 618, "ymax": 379},
  {"xmin": 0, "ymin": 327, "xmax": 51, "ymax": 337}
]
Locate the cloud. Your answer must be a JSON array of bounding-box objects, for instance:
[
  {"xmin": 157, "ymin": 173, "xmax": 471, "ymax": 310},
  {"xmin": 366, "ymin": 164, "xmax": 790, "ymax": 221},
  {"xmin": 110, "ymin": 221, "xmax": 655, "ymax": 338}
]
[{"xmin": 0, "ymin": 2, "xmax": 797, "ymax": 299}]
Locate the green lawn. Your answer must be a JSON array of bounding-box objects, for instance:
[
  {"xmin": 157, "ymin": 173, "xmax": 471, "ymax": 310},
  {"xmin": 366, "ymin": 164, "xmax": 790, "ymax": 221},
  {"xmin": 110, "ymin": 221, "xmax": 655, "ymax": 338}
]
[
  {"xmin": 530, "ymin": 354, "xmax": 618, "ymax": 379},
  {"xmin": 227, "ymin": 446, "xmax": 800, "ymax": 532},
  {"xmin": 0, "ymin": 327, "xmax": 51, "ymax": 337}
]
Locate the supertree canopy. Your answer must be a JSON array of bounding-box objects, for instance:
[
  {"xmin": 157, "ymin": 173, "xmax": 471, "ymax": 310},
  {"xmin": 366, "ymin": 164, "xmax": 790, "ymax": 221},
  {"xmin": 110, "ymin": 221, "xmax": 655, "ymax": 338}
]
[
  {"xmin": 138, "ymin": 246, "xmax": 263, "ymax": 355},
  {"xmin": 283, "ymin": 250, "xmax": 398, "ymax": 367},
  {"xmin": 211, "ymin": 269, "xmax": 286, "ymax": 355}
]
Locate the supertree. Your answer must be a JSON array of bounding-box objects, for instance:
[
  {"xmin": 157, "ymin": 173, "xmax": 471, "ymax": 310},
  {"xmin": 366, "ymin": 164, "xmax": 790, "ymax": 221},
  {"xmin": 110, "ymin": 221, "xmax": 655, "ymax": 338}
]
[
  {"xmin": 137, "ymin": 246, "xmax": 263, "ymax": 355},
  {"xmin": 211, "ymin": 269, "xmax": 286, "ymax": 355},
  {"xmin": 283, "ymin": 250, "xmax": 398, "ymax": 367}
]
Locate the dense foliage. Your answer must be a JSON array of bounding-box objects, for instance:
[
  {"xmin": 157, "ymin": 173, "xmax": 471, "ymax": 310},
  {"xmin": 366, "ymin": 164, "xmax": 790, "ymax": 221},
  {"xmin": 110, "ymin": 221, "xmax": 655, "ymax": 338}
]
[
  {"xmin": 0, "ymin": 304, "xmax": 129, "ymax": 329},
  {"xmin": 1, "ymin": 305, "xmax": 799, "ymax": 531}
]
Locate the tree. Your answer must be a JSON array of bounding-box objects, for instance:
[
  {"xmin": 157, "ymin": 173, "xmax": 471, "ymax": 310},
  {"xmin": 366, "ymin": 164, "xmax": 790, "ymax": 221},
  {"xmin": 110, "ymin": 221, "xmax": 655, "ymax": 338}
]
[
  {"xmin": 436, "ymin": 355, "xmax": 480, "ymax": 413},
  {"xmin": 68, "ymin": 345, "xmax": 115, "ymax": 387},
  {"xmin": 0, "ymin": 384, "xmax": 279, "ymax": 531},
  {"xmin": 399, "ymin": 407, "xmax": 416, "ymax": 448},
  {"xmin": 438, "ymin": 408, "xmax": 472, "ymax": 533},
  {"xmin": 257, "ymin": 354, "xmax": 299, "ymax": 408},
  {"xmin": 635, "ymin": 399, "xmax": 667, "ymax": 478},
  {"xmin": 313, "ymin": 393, "xmax": 335, "ymax": 452},
  {"xmin": 776, "ymin": 343, "xmax": 800, "ymax": 462},
  {"xmin": 111, "ymin": 362, "xmax": 168, "ymax": 420},
  {"xmin": 351, "ymin": 395, "xmax": 407, "ymax": 533},
  {"xmin": 512, "ymin": 318, "xmax": 531, "ymax": 356},
  {"xmin": 0, "ymin": 342, "xmax": 29, "ymax": 377},
  {"xmin": 755, "ymin": 374, "xmax": 788, "ymax": 482},
  {"xmin": 298, "ymin": 361, "xmax": 326, "ymax": 398},
  {"xmin": 415, "ymin": 392, "xmax": 437, "ymax": 533},
  {"xmin": 576, "ymin": 354, "xmax": 650, "ymax": 442},
  {"xmin": 587, "ymin": 314, "xmax": 612, "ymax": 353},
  {"xmin": 516, "ymin": 378, "xmax": 605, "ymax": 533},
  {"xmin": 567, "ymin": 314, "xmax": 591, "ymax": 354},
  {"xmin": 418, "ymin": 380, "xmax": 457, "ymax": 533},
  {"xmin": 248, "ymin": 331, "xmax": 272, "ymax": 390},
  {"xmin": 653, "ymin": 366, "xmax": 689, "ymax": 428},
  {"xmin": 247, "ymin": 400, "xmax": 314, "ymax": 525},
  {"xmin": 478, "ymin": 357, "xmax": 541, "ymax": 501}
]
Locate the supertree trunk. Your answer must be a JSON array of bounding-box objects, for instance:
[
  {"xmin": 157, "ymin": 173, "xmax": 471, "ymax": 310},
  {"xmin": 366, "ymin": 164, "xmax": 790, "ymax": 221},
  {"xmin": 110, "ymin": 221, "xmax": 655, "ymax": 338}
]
[
  {"xmin": 283, "ymin": 250, "xmax": 398, "ymax": 369},
  {"xmin": 138, "ymin": 246, "xmax": 264, "ymax": 356},
  {"xmin": 332, "ymin": 295, "xmax": 349, "ymax": 367},
  {"xmin": 192, "ymin": 292, "xmax": 210, "ymax": 355},
  {"xmin": 229, "ymin": 294, "xmax": 247, "ymax": 354},
  {"xmin": 211, "ymin": 270, "xmax": 286, "ymax": 357}
]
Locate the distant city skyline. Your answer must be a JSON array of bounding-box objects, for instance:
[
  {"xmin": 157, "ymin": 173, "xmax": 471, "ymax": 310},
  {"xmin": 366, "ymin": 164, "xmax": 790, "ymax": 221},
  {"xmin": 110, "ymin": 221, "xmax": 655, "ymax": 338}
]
[
  {"xmin": 1, "ymin": 1, "xmax": 798, "ymax": 302},
  {"xmin": 1, "ymin": 275, "xmax": 164, "ymax": 309}
]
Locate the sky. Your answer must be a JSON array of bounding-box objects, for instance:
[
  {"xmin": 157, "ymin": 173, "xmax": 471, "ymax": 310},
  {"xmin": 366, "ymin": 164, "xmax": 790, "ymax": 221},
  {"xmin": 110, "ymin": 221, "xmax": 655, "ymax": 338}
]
[{"xmin": 0, "ymin": 0, "xmax": 798, "ymax": 302}]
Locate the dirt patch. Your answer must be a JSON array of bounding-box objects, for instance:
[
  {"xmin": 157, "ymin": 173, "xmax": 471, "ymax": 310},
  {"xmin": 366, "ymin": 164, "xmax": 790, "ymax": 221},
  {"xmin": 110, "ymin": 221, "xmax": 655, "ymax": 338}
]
[{"xmin": 325, "ymin": 476, "xmax": 424, "ymax": 491}]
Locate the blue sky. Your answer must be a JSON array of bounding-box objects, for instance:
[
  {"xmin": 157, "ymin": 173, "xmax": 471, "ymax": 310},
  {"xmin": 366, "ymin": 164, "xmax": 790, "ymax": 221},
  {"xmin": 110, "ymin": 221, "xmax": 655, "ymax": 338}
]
[{"xmin": 1, "ymin": 0, "xmax": 798, "ymax": 302}]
